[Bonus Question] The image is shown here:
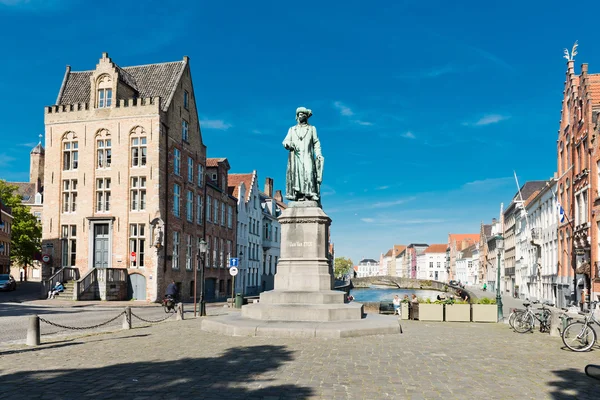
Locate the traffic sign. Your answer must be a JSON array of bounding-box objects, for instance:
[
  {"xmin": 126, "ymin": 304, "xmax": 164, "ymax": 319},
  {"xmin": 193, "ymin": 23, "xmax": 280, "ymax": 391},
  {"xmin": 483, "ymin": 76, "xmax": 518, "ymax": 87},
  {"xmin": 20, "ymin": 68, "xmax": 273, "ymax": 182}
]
[
  {"xmin": 42, "ymin": 255, "xmax": 50, "ymax": 263},
  {"xmin": 229, "ymin": 266, "xmax": 238, "ymax": 276},
  {"xmin": 131, "ymin": 251, "xmax": 136, "ymax": 261},
  {"xmin": 229, "ymin": 257, "xmax": 239, "ymax": 268}
]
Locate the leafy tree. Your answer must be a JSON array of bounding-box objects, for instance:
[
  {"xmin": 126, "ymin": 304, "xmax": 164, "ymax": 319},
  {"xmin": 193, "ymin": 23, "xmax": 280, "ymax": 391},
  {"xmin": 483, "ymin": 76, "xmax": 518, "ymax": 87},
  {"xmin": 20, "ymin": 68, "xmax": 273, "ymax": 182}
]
[
  {"xmin": 0, "ymin": 180, "xmax": 42, "ymax": 279},
  {"xmin": 334, "ymin": 257, "xmax": 353, "ymax": 279}
]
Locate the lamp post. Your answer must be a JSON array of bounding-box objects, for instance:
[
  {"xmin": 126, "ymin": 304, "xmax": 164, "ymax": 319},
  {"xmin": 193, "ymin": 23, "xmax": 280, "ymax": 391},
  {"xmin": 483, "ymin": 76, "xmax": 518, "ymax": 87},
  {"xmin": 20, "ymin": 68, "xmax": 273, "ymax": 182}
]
[
  {"xmin": 494, "ymin": 234, "xmax": 504, "ymax": 321},
  {"xmin": 196, "ymin": 239, "xmax": 208, "ymax": 317}
]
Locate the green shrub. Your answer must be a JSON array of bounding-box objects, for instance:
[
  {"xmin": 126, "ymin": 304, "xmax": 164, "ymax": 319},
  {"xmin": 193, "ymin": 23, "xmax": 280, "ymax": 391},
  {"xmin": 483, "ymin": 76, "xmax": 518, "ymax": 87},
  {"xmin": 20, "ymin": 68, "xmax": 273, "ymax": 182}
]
[{"xmin": 476, "ymin": 297, "xmax": 496, "ymax": 304}]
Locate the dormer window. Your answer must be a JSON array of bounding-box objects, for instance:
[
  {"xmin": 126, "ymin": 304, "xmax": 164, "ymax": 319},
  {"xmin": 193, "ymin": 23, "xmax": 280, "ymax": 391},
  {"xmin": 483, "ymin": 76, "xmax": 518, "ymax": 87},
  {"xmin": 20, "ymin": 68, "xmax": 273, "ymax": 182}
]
[
  {"xmin": 98, "ymin": 88, "xmax": 112, "ymax": 108},
  {"xmin": 96, "ymin": 74, "xmax": 113, "ymax": 108}
]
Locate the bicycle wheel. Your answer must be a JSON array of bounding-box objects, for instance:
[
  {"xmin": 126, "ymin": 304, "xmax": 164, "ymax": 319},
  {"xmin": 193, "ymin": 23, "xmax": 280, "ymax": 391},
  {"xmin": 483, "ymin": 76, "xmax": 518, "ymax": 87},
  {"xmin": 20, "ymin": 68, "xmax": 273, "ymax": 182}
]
[
  {"xmin": 509, "ymin": 310, "xmax": 525, "ymax": 329},
  {"xmin": 562, "ymin": 322, "xmax": 597, "ymax": 352},
  {"xmin": 513, "ymin": 312, "xmax": 534, "ymax": 333}
]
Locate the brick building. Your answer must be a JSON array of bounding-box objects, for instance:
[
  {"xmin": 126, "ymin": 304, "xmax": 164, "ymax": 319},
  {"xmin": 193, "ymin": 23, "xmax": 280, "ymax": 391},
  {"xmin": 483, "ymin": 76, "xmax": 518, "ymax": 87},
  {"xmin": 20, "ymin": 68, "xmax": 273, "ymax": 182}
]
[
  {"xmin": 0, "ymin": 201, "xmax": 12, "ymax": 275},
  {"xmin": 42, "ymin": 52, "xmax": 210, "ymax": 302},
  {"xmin": 556, "ymin": 57, "xmax": 600, "ymax": 308},
  {"xmin": 204, "ymin": 158, "xmax": 237, "ymax": 301}
]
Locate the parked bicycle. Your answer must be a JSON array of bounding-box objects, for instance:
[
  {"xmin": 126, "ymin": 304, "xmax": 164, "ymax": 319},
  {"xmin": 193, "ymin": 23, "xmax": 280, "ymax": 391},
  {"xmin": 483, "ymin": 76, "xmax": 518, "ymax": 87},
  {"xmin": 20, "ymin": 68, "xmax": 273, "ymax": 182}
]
[
  {"xmin": 561, "ymin": 301, "xmax": 599, "ymax": 352},
  {"xmin": 512, "ymin": 301, "xmax": 552, "ymax": 334}
]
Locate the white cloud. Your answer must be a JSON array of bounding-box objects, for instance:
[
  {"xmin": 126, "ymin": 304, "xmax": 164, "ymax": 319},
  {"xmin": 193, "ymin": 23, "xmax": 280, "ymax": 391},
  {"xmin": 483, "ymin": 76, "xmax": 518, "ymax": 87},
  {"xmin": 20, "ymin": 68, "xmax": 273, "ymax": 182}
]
[
  {"xmin": 18, "ymin": 142, "xmax": 37, "ymax": 148},
  {"xmin": 353, "ymin": 120, "xmax": 373, "ymax": 126},
  {"xmin": 361, "ymin": 218, "xmax": 375, "ymax": 223},
  {"xmin": 462, "ymin": 177, "xmax": 513, "ymax": 189},
  {"xmin": 376, "ymin": 186, "xmax": 390, "ymax": 190},
  {"xmin": 371, "ymin": 197, "xmax": 416, "ymax": 209},
  {"xmin": 463, "ymin": 114, "xmax": 510, "ymax": 126},
  {"xmin": 201, "ymin": 119, "xmax": 233, "ymax": 130},
  {"xmin": 401, "ymin": 131, "xmax": 416, "ymax": 139},
  {"xmin": 333, "ymin": 101, "xmax": 354, "ymax": 116}
]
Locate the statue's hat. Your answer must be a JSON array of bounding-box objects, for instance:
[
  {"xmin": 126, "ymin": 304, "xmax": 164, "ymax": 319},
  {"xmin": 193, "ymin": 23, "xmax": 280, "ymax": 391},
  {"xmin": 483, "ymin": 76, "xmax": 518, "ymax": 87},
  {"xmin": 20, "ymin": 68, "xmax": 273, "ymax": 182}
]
[{"xmin": 296, "ymin": 107, "xmax": 312, "ymax": 118}]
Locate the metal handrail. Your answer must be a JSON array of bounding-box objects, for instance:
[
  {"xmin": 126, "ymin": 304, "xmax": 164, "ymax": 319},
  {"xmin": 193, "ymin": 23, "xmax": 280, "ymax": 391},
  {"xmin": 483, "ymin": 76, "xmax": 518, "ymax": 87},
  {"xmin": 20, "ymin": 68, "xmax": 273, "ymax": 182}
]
[
  {"xmin": 42, "ymin": 267, "xmax": 79, "ymax": 297},
  {"xmin": 76, "ymin": 268, "xmax": 97, "ymax": 299}
]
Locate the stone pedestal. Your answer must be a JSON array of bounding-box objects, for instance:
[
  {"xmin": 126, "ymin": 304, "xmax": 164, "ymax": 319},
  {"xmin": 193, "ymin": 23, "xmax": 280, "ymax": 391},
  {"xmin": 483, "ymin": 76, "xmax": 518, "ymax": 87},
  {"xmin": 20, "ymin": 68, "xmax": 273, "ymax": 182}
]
[{"xmin": 242, "ymin": 203, "xmax": 364, "ymax": 322}]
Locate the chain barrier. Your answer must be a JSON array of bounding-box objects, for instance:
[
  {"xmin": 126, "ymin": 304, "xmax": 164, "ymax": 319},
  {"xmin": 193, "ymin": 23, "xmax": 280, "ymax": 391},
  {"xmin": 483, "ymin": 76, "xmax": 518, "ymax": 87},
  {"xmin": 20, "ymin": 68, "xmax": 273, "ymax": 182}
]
[
  {"xmin": 39, "ymin": 311, "xmax": 126, "ymax": 331},
  {"xmin": 130, "ymin": 311, "xmax": 174, "ymax": 324}
]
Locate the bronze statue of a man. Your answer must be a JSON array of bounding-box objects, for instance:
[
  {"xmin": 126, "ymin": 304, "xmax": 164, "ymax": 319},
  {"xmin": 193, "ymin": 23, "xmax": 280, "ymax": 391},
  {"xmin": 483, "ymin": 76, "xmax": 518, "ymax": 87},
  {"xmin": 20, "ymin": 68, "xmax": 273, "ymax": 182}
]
[{"xmin": 283, "ymin": 107, "xmax": 324, "ymax": 203}]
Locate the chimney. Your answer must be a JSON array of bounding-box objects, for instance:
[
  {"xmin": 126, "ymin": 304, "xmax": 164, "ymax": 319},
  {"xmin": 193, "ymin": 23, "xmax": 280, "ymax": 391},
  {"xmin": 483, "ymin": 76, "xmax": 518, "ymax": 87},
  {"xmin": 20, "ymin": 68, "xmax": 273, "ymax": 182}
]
[
  {"xmin": 274, "ymin": 190, "xmax": 283, "ymax": 202},
  {"xmin": 265, "ymin": 177, "xmax": 273, "ymax": 197}
]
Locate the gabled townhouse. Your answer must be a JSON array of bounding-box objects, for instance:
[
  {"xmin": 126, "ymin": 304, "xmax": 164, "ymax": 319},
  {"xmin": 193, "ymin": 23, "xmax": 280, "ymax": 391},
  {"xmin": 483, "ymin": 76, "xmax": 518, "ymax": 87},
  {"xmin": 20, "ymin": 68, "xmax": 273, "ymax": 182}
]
[
  {"xmin": 418, "ymin": 244, "xmax": 447, "ymax": 282},
  {"xmin": 448, "ymin": 233, "xmax": 479, "ymax": 281}
]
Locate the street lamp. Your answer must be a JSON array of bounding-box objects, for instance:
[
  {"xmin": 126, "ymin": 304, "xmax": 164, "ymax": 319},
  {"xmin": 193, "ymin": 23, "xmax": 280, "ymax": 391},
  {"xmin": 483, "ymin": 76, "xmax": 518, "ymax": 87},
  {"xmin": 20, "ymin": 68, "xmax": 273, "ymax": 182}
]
[
  {"xmin": 196, "ymin": 239, "xmax": 208, "ymax": 317},
  {"xmin": 494, "ymin": 234, "xmax": 504, "ymax": 321},
  {"xmin": 239, "ymin": 250, "xmax": 243, "ymax": 296}
]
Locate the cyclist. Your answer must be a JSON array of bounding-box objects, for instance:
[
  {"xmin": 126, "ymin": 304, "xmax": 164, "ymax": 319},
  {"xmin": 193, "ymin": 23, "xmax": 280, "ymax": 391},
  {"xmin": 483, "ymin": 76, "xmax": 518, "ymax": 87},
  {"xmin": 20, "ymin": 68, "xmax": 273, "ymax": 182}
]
[{"xmin": 165, "ymin": 280, "xmax": 179, "ymax": 302}]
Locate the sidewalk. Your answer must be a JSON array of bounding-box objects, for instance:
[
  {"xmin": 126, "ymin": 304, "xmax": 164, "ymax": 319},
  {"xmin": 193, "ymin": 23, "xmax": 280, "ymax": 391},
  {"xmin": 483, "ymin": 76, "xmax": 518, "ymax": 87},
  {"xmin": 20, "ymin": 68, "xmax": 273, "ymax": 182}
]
[
  {"xmin": 467, "ymin": 285, "xmax": 526, "ymax": 319},
  {"xmin": 24, "ymin": 298, "xmax": 230, "ymax": 309}
]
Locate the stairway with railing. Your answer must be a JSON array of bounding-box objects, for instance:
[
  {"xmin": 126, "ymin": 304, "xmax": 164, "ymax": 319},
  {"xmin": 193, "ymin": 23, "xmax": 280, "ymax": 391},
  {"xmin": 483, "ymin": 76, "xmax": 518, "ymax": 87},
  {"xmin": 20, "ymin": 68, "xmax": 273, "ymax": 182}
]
[{"xmin": 42, "ymin": 267, "xmax": 80, "ymax": 299}]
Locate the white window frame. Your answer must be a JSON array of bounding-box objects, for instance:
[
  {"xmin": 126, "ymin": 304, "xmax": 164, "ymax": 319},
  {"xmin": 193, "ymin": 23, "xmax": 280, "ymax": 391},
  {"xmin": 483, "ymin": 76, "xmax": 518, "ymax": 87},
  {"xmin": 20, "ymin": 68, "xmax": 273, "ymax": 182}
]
[
  {"xmin": 61, "ymin": 225, "xmax": 77, "ymax": 267},
  {"xmin": 186, "ymin": 234, "xmax": 192, "ymax": 270},
  {"xmin": 206, "ymin": 196, "xmax": 212, "ymax": 223},
  {"xmin": 172, "ymin": 231, "xmax": 180, "ymax": 270},
  {"xmin": 129, "ymin": 224, "xmax": 145, "ymax": 268},
  {"xmin": 227, "ymin": 205, "xmax": 233, "ymax": 229},
  {"xmin": 184, "ymin": 90, "xmax": 189, "ymax": 109},
  {"xmin": 182, "ymin": 120, "xmax": 189, "ymax": 142},
  {"xmin": 130, "ymin": 176, "xmax": 147, "ymax": 211},
  {"xmin": 198, "ymin": 165, "xmax": 204, "ymax": 187},
  {"xmin": 187, "ymin": 157, "xmax": 194, "ymax": 183},
  {"xmin": 197, "ymin": 196, "xmax": 203, "ymax": 225},
  {"xmin": 173, "ymin": 184, "xmax": 181, "ymax": 217},
  {"xmin": 63, "ymin": 140, "xmax": 78, "ymax": 170},
  {"xmin": 131, "ymin": 137, "xmax": 147, "ymax": 167},
  {"xmin": 97, "ymin": 138, "xmax": 112, "ymax": 169},
  {"xmin": 186, "ymin": 190, "xmax": 194, "ymax": 222},
  {"xmin": 96, "ymin": 178, "xmax": 111, "ymax": 212},
  {"xmin": 97, "ymin": 88, "xmax": 112, "ymax": 108},
  {"xmin": 62, "ymin": 179, "xmax": 77, "ymax": 213},
  {"xmin": 174, "ymin": 148, "xmax": 181, "ymax": 176}
]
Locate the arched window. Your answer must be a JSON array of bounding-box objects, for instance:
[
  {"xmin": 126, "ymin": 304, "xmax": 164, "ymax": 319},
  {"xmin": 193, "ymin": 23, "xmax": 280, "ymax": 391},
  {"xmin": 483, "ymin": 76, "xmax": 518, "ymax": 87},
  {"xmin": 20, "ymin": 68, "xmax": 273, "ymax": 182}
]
[
  {"xmin": 96, "ymin": 129, "xmax": 111, "ymax": 169},
  {"xmin": 130, "ymin": 126, "xmax": 147, "ymax": 167},
  {"xmin": 97, "ymin": 74, "xmax": 112, "ymax": 108},
  {"xmin": 62, "ymin": 132, "xmax": 78, "ymax": 171}
]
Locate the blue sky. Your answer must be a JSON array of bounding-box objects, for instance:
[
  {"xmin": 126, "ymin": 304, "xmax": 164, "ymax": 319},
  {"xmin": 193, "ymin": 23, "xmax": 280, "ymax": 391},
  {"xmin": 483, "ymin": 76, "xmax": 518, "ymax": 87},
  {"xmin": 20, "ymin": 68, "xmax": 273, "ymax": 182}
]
[{"xmin": 0, "ymin": 0, "xmax": 597, "ymax": 264}]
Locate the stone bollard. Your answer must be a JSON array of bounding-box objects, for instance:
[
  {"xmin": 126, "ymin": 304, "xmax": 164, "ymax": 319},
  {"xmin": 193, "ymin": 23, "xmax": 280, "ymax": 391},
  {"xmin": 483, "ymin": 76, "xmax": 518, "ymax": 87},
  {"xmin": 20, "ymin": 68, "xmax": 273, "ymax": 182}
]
[
  {"xmin": 122, "ymin": 306, "xmax": 132, "ymax": 330},
  {"xmin": 176, "ymin": 303, "xmax": 184, "ymax": 321},
  {"xmin": 549, "ymin": 310, "xmax": 561, "ymax": 337},
  {"xmin": 26, "ymin": 315, "xmax": 40, "ymax": 346}
]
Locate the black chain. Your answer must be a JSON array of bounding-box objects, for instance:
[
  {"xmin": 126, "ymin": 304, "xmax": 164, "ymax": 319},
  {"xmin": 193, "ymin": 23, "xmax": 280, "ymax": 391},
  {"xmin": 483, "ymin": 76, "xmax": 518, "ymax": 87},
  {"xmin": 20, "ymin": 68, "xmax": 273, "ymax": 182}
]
[
  {"xmin": 130, "ymin": 311, "xmax": 174, "ymax": 324},
  {"xmin": 39, "ymin": 312, "xmax": 126, "ymax": 331}
]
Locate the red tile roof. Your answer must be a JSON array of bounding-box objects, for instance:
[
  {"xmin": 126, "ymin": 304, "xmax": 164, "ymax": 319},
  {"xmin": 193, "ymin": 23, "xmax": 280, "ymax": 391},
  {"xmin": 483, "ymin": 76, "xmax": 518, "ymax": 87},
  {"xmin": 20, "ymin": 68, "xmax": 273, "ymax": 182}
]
[
  {"xmin": 393, "ymin": 245, "xmax": 406, "ymax": 255},
  {"xmin": 227, "ymin": 173, "xmax": 254, "ymax": 201},
  {"xmin": 448, "ymin": 234, "xmax": 480, "ymax": 250},
  {"xmin": 384, "ymin": 249, "xmax": 393, "ymax": 257},
  {"xmin": 206, "ymin": 158, "xmax": 226, "ymax": 167},
  {"xmin": 588, "ymin": 74, "xmax": 600, "ymax": 105},
  {"xmin": 424, "ymin": 244, "xmax": 447, "ymax": 254}
]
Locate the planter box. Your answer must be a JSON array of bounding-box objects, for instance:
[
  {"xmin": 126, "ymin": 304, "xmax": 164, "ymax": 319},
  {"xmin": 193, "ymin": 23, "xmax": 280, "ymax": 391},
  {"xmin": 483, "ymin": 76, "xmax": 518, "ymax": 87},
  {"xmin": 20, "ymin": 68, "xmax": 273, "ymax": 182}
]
[
  {"xmin": 401, "ymin": 303, "xmax": 409, "ymax": 320},
  {"xmin": 417, "ymin": 304, "xmax": 444, "ymax": 321},
  {"xmin": 472, "ymin": 304, "xmax": 497, "ymax": 322},
  {"xmin": 444, "ymin": 304, "xmax": 471, "ymax": 322}
]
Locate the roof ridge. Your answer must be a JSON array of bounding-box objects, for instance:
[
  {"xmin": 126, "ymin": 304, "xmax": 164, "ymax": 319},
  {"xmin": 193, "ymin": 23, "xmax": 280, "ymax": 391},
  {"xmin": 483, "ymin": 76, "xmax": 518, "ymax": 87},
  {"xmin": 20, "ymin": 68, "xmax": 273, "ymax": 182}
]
[{"xmin": 66, "ymin": 60, "xmax": 186, "ymax": 74}]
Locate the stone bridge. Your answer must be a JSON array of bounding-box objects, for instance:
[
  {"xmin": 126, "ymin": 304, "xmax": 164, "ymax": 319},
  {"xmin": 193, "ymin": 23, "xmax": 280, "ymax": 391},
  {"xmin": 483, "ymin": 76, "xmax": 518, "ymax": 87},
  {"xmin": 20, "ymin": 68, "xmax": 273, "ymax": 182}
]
[{"xmin": 351, "ymin": 276, "xmax": 449, "ymax": 291}]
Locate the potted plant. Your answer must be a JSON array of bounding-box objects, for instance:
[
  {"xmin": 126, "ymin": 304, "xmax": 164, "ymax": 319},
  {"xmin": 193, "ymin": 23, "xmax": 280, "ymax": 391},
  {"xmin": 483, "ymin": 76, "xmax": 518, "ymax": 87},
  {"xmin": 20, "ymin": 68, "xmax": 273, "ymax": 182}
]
[
  {"xmin": 444, "ymin": 298, "xmax": 471, "ymax": 322},
  {"xmin": 417, "ymin": 298, "xmax": 444, "ymax": 322},
  {"xmin": 471, "ymin": 297, "xmax": 497, "ymax": 322}
]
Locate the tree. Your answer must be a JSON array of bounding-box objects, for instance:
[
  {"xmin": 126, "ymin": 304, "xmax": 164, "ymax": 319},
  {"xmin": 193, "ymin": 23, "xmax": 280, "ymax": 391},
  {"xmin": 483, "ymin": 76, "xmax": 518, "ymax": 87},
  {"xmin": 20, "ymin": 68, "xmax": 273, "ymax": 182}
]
[
  {"xmin": 0, "ymin": 180, "xmax": 42, "ymax": 279},
  {"xmin": 334, "ymin": 257, "xmax": 353, "ymax": 279}
]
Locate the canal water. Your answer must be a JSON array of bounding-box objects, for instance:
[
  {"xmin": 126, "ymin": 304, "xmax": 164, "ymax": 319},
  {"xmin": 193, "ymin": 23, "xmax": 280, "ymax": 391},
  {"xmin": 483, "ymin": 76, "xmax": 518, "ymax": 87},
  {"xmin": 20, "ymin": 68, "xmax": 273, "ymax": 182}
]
[{"xmin": 350, "ymin": 285, "xmax": 442, "ymax": 303}]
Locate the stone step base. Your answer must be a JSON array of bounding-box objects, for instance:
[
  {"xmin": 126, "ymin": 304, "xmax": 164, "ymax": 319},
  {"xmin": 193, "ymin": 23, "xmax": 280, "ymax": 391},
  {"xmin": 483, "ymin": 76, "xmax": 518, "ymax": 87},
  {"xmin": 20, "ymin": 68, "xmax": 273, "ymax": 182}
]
[
  {"xmin": 241, "ymin": 302, "xmax": 364, "ymax": 322},
  {"xmin": 200, "ymin": 312, "xmax": 401, "ymax": 338},
  {"xmin": 259, "ymin": 290, "xmax": 345, "ymax": 305}
]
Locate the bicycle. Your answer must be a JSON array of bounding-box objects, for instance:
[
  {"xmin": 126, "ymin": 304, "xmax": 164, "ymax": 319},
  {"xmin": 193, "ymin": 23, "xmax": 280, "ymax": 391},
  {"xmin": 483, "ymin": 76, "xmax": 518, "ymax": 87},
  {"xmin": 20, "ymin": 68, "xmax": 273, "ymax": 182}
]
[
  {"xmin": 561, "ymin": 301, "xmax": 599, "ymax": 352},
  {"xmin": 513, "ymin": 301, "xmax": 552, "ymax": 334}
]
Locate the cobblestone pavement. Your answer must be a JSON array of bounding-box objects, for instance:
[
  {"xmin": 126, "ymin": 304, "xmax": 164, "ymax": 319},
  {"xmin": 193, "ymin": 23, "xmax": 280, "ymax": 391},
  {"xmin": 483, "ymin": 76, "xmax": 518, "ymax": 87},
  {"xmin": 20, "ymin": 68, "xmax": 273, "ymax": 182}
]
[{"xmin": 1, "ymin": 315, "xmax": 599, "ymax": 400}]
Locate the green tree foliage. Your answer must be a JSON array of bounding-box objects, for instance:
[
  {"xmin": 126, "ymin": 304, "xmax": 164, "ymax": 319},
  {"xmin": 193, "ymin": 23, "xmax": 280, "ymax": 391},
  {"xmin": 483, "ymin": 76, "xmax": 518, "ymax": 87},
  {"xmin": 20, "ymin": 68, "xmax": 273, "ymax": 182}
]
[
  {"xmin": 334, "ymin": 257, "xmax": 353, "ymax": 278},
  {"xmin": 0, "ymin": 180, "xmax": 42, "ymax": 273}
]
